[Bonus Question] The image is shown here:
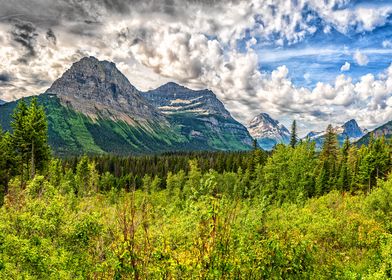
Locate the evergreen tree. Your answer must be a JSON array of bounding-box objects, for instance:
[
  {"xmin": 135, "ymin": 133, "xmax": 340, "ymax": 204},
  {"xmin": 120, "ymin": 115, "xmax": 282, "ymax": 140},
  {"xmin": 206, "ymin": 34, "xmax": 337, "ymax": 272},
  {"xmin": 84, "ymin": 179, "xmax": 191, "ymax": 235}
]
[
  {"xmin": 316, "ymin": 124, "xmax": 339, "ymax": 195},
  {"xmin": 11, "ymin": 98, "xmax": 29, "ymax": 185},
  {"xmin": 337, "ymin": 137, "xmax": 350, "ymax": 191},
  {"xmin": 11, "ymin": 98, "xmax": 50, "ymax": 182},
  {"xmin": 75, "ymin": 155, "xmax": 90, "ymax": 195},
  {"xmin": 252, "ymin": 138, "xmax": 258, "ymax": 150},
  {"xmin": 0, "ymin": 128, "xmax": 17, "ymax": 201},
  {"xmin": 290, "ymin": 120, "xmax": 298, "ymax": 148},
  {"xmin": 26, "ymin": 98, "xmax": 50, "ymax": 178}
]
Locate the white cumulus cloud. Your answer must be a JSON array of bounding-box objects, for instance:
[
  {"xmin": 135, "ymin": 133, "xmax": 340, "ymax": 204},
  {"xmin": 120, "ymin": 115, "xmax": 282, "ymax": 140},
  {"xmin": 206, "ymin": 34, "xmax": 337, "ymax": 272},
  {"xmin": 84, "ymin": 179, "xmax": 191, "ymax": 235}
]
[
  {"xmin": 354, "ymin": 50, "xmax": 369, "ymax": 66},
  {"xmin": 340, "ymin": 62, "xmax": 351, "ymax": 72}
]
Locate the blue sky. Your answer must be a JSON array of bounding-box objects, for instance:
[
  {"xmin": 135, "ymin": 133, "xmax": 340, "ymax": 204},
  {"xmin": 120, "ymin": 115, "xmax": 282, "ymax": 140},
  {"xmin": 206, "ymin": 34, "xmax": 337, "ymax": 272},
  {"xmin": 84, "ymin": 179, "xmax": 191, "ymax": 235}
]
[
  {"xmin": 0, "ymin": 0, "xmax": 392, "ymax": 134},
  {"xmin": 256, "ymin": 20, "xmax": 392, "ymax": 88}
]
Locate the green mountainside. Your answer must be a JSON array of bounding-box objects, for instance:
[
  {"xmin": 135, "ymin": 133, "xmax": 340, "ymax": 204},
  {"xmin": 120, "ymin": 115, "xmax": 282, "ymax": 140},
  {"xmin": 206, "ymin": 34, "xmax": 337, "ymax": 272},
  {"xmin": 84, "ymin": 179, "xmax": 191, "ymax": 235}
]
[
  {"xmin": 356, "ymin": 120, "xmax": 392, "ymax": 146},
  {"xmin": 0, "ymin": 94, "xmax": 187, "ymax": 156},
  {"xmin": 0, "ymin": 57, "xmax": 252, "ymax": 155}
]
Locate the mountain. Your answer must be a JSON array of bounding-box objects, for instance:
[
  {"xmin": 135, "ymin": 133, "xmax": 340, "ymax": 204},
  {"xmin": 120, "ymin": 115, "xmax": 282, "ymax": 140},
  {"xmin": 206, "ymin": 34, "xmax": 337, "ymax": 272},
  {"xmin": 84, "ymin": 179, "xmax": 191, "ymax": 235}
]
[
  {"xmin": 143, "ymin": 82, "xmax": 253, "ymax": 150},
  {"xmin": 247, "ymin": 113, "xmax": 290, "ymax": 150},
  {"xmin": 0, "ymin": 99, "xmax": 5, "ymax": 105},
  {"xmin": 46, "ymin": 56, "xmax": 166, "ymax": 126},
  {"xmin": 0, "ymin": 57, "xmax": 252, "ymax": 155},
  {"xmin": 356, "ymin": 120, "xmax": 392, "ymax": 146},
  {"xmin": 305, "ymin": 119, "xmax": 366, "ymax": 148}
]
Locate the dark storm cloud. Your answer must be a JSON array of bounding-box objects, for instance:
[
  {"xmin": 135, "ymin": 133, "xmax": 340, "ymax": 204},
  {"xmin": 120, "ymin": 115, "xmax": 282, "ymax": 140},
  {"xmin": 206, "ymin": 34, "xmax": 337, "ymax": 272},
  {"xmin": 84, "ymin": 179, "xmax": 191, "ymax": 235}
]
[
  {"xmin": 10, "ymin": 19, "xmax": 38, "ymax": 62},
  {"xmin": 0, "ymin": 0, "xmax": 233, "ymax": 27},
  {"xmin": 0, "ymin": 72, "xmax": 12, "ymax": 83},
  {"xmin": 46, "ymin": 28, "xmax": 56, "ymax": 45}
]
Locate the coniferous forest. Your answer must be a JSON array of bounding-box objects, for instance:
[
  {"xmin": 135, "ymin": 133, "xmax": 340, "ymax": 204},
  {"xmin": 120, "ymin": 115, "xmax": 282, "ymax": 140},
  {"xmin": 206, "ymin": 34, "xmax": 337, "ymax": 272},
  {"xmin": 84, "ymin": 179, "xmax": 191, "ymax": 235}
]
[{"xmin": 0, "ymin": 97, "xmax": 392, "ymax": 279}]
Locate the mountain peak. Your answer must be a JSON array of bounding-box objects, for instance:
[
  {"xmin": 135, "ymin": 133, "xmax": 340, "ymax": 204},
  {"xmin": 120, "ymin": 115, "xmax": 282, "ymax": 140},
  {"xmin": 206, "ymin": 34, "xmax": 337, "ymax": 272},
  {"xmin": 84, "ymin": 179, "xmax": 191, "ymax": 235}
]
[
  {"xmin": 342, "ymin": 119, "xmax": 363, "ymax": 138},
  {"xmin": 303, "ymin": 119, "xmax": 365, "ymax": 149},
  {"xmin": 248, "ymin": 113, "xmax": 290, "ymax": 150},
  {"xmin": 45, "ymin": 56, "xmax": 165, "ymax": 124},
  {"xmin": 144, "ymin": 82, "xmax": 229, "ymax": 118},
  {"xmin": 251, "ymin": 113, "xmax": 280, "ymax": 128}
]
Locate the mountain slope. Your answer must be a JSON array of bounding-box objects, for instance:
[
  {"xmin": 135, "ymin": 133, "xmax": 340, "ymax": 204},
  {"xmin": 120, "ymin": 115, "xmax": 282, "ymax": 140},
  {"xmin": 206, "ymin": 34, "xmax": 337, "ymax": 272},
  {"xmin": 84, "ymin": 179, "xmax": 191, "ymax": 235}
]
[
  {"xmin": 0, "ymin": 57, "xmax": 188, "ymax": 155},
  {"xmin": 305, "ymin": 119, "xmax": 365, "ymax": 148},
  {"xmin": 0, "ymin": 57, "xmax": 252, "ymax": 155},
  {"xmin": 356, "ymin": 120, "xmax": 392, "ymax": 146},
  {"xmin": 247, "ymin": 113, "xmax": 290, "ymax": 150},
  {"xmin": 0, "ymin": 94, "xmax": 188, "ymax": 156},
  {"xmin": 143, "ymin": 82, "xmax": 253, "ymax": 151}
]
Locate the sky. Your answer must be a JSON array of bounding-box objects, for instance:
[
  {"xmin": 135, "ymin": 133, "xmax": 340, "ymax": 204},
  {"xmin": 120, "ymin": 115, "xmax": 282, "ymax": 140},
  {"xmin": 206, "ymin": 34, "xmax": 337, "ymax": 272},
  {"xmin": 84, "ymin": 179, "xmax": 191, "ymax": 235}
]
[{"xmin": 0, "ymin": 0, "xmax": 392, "ymax": 135}]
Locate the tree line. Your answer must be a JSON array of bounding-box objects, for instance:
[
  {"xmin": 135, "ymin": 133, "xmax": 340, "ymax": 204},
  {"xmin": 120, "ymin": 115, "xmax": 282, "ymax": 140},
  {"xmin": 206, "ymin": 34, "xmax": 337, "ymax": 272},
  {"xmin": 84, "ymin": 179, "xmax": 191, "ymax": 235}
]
[{"xmin": 1, "ymin": 98, "xmax": 391, "ymax": 205}]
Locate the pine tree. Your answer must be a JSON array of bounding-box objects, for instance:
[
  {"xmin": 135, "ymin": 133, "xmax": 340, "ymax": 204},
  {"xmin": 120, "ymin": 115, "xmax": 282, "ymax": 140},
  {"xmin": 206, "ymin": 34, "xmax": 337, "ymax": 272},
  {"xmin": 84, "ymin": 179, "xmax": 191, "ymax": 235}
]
[
  {"xmin": 11, "ymin": 97, "xmax": 50, "ymax": 182},
  {"xmin": 75, "ymin": 155, "xmax": 90, "ymax": 196},
  {"xmin": 11, "ymin": 98, "xmax": 29, "ymax": 185},
  {"xmin": 252, "ymin": 138, "xmax": 258, "ymax": 150},
  {"xmin": 338, "ymin": 137, "xmax": 350, "ymax": 191},
  {"xmin": 316, "ymin": 124, "xmax": 339, "ymax": 194},
  {"xmin": 290, "ymin": 120, "xmax": 297, "ymax": 148},
  {"xmin": 25, "ymin": 98, "xmax": 50, "ymax": 178},
  {"xmin": 0, "ymin": 128, "xmax": 17, "ymax": 201}
]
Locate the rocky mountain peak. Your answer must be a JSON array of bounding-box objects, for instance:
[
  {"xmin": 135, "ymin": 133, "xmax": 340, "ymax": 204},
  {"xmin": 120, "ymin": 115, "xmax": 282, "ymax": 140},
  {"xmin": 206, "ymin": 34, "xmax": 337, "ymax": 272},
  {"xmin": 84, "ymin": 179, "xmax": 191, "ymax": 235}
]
[
  {"xmin": 342, "ymin": 119, "xmax": 364, "ymax": 138},
  {"xmin": 248, "ymin": 113, "xmax": 290, "ymax": 150},
  {"xmin": 143, "ymin": 82, "xmax": 230, "ymax": 118},
  {"xmin": 45, "ymin": 56, "xmax": 165, "ymax": 124},
  {"xmin": 249, "ymin": 113, "xmax": 282, "ymax": 129}
]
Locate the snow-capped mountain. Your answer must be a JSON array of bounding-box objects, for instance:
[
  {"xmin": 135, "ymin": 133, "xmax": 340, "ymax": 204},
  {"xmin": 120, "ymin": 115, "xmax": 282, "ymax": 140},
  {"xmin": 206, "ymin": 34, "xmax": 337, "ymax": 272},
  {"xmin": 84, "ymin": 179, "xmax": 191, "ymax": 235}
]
[{"xmin": 247, "ymin": 113, "xmax": 290, "ymax": 150}]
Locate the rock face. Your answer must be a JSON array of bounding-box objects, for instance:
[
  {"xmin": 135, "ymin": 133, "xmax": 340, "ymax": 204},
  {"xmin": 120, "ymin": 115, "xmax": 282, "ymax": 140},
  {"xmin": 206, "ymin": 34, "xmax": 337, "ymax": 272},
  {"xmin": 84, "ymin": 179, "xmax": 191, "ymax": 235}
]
[
  {"xmin": 144, "ymin": 82, "xmax": 231, "ymax": 118},
  {"xmin": 45, "ymin": 56, "xmax": 166, "ymax": 126},
  {"xmin": 247, "ymin": 113, "xmax": 290, "ymax": 150},
  {"xmin": 305, "ymin": 119, "xmax": 366, "ymax": 148},
  {"xmin": 0, "ymin": 56, "xmax": 253, "ymax": 154},
  {"xmin": 342, "ymin": 119, "xmax": 365, "ymax": 139},
  {"xmin": 356, "ymin": 120, "xmax": 392, "ymax": 146},
  {"xmin": 143, "ymin": 82, "xmax": 253, "ymax": 150}
]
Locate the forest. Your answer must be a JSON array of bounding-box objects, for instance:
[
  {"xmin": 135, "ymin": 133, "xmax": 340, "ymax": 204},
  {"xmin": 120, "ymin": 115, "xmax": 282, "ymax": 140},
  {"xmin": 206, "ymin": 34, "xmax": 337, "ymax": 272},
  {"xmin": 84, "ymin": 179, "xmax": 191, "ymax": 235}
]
[{"xmin": 0, "ymin": 98, "xmax": 392, "ymax": 279}]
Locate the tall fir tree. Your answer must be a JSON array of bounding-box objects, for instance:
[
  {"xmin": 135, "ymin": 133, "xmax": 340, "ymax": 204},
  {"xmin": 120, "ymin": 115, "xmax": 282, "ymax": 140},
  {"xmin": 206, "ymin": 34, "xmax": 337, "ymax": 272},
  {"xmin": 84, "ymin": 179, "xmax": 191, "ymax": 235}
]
[
  {"xmin": 290, "ymin": 120, "xmax": 297, "ymax": 148},
  {"xmin": 25, "ymin": 98, "xmax": 50, "ymax": 178},
  {"xmin": 11, "ymin": 97, "xmax": 50, "ymax": 184},
  {"xmin": 11, "ymin": 98, "xmax": 29, "ymax": 185},
  {"xmin": 337, "ymin": 137, "xmax": 350, "ymax": 191},
  {"xmin": 316, "ymin": 124, "xmax": 339, "ymax": 195}
]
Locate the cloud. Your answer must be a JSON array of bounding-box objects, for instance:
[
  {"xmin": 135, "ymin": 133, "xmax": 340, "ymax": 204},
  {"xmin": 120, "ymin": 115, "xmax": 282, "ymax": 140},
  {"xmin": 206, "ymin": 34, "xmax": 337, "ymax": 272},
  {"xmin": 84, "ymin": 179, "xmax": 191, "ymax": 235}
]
[
  {"xmin": 383, "ymin": 40, "xmax": 392, "ymax": 48},
  {"xmin": 0, "ymin": 71, "xmax": 12, "ymax": 83},
  {"xmin": 0, "ymin": 0, "xmax": 392, "ymax": 134},
  {"xmin": 45, "ymin": 28, "xmax": 56, "ymax": 45},
  {"xmin": 10, "ymin": 19, "xmax": 38, "ymax": 62},
  {"xmin": 340, "ymin": 62, "xmax": 350, "ymax": 71},
  {"xmin": 354, "ymin": 50, "xmax": 369, "ymax": 66}
]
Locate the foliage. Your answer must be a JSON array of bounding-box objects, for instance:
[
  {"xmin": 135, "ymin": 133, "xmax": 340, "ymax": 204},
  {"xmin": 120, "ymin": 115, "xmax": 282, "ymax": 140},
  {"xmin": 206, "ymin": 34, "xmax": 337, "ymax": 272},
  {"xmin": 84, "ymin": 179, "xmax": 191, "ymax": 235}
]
[{"xmin": 1, "ymin": 100, "xmax": 392, "ymax": 278}]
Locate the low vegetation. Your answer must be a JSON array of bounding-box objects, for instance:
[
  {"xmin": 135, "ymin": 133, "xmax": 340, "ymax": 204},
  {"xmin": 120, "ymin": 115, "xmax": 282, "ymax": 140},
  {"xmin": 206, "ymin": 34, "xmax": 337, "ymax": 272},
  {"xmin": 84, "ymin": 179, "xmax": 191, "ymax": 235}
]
[{"xmin": 0, "ymin": 98, "xmax": 391, "ymax": 279}]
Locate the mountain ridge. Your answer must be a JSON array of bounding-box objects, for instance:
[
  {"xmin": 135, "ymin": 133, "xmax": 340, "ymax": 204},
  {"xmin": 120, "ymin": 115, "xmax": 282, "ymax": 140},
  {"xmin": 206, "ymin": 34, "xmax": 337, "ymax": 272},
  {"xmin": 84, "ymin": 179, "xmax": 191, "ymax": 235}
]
[
  {"xmin": 247, "ymin": 113, "xmax": 290, "ymax": 150},
  {"xmin": 0, "ymin": 56, "xmax": 253, "ymax": 155},
  {"xmin": 305, "ymin": 119, "xmax": 366, "ymax": 148},
  {"xmin": 356, "ymin": 120, "xmax": 392, "ymax": 146}
]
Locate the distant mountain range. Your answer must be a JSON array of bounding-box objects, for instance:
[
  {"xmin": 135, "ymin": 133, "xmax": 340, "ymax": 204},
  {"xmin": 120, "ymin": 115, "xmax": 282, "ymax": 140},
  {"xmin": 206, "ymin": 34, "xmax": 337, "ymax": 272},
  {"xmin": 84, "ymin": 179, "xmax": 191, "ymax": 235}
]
[
  {"xmin": 247, "ymin": 113, "xmax": 290, "ymax": 150},
  {"xmin": 0, "ymin": 56, "xmax": 390, "ymax": 155},
  {"xmin": 0, "ymin": 57, "xmax": 253, "ymax": 155},
  {"xmin": 356, "ymin": 120, "xmax": 392, "ymax": 146},
  {"xmin": 247, "ymin": 112, "xmax": 391, "ymax": 150},
  {"xmin": 305, "ymin": 119, "xmax": 367, "ymax": 149},
  {"xmin": 0, "ymin": 99, "xmax": 5, "ymax": 105}
]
